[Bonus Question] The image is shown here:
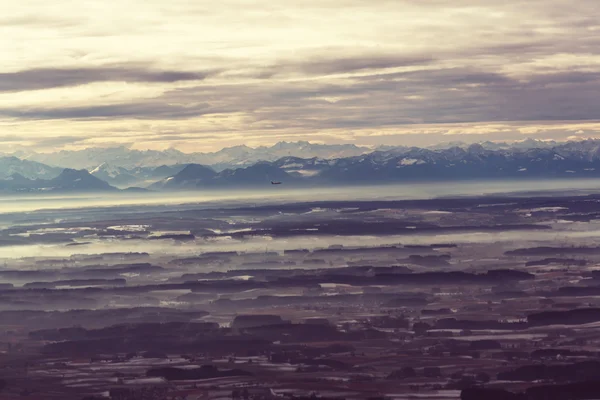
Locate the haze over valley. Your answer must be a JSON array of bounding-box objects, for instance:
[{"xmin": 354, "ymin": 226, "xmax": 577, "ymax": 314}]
[{"xmin": 4, "ymin": 183, "xmax": 600, "ymax": 399}]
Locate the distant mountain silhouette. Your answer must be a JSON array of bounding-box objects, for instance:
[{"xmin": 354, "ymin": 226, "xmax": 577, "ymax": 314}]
[
  {"xmin": 152, "ymin": 162, "xmax": 294, "ymax": 189},
  {"xmin": 9, "ymin": 138, "xmax": 600, "ymax": 191},
  {"xmin": 49, "ymin": 169, "xmax": 116, "ymax": 191},
  {"xmin": 216, "ymin": 162, "xmax": 293, "ymax": 185},
  {"xmin": 0, "ymin": 156, "xmax": 61, "ymax": 180},
  {"xmin": 0, "ymin": 169, "xmax": 117, "ymax": 193},
  {"xmin": 89, "ymin": 163, "xmax": 139, "ymax": 187},
  {"xmin": 143, "ymin": 139, "xmax": 600, "ymax": 190},
  {"xmin": 90, "ymin": 163, "xmax": 187, "ymax": 188},
  {"xmin": 150, "ymin": 164, "xmax": 217, "ymax": 189},
  {"xmin": 17, "ymin": 141, "xmax": 370, "ymax": 170}
]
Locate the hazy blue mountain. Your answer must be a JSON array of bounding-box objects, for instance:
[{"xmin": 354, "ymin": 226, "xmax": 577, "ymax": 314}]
[
  {"xmin": 151, "ymin": 162, "xmax": 295, "ymax": 189},
  {"xmin": 309, "ymin": 143, "xmax": 600, "ymax": 183},
  {"xmin": 26, "ymin": 147, "xmax": 193, "ymax": 170},
  {"xmin": 11, "ymin": 138, "xmax": 594, "ymax": 173},
  {"xmin": 423, "ymin": 138, "xmax": 558, "ymax": 151},
  {"xmin": 89, "ymin": 163, "xmax": 140, "ymax": 188},
  {"xmin": 271, "ymin": 157, "xmax": 332, "ymax": 178},
  {"xmin": 19, "ymin": 142, "xmax": 372, "ymax": 170},
  {"xmin": 216, "ymin": 162, "xmax": 295, "ymax": 185},
  {"xmin": 88, "ymin": 163, "xmax": 187, "ymax": 188},
  {"xmin": 0, "ymin": 156, "xmax": 62, "ymax": 180},
  {"xmin": 149, "ymin": 164, "xmax": 217, "ymax": 190},
  {"xmin": 145, "ymin": 164, "xmax": 187, "ymax": 179},
  {"xmin": 8, "ymin": 138, "xmax": 600, "ymax": 191},
  {"xmin": 0, "ymin": 169, "xmax": 117, "ymax": 193},
  {"xmin": 50, "ymin": 169, "xmax": 117, "ymax": 192},
  {"xmin": 146, "ymin": 139, "xmax": 600, "ymax": 189}
]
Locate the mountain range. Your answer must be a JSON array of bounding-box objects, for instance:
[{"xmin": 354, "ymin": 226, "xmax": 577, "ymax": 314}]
[
  {"xmin": 0, "ymin": 157, "xmax": 62, "ymax": 180},
  {"xmin": 0, "ymin": 169, "xmax": 117, "ymax": 193},
  {"xmin": 4, "ymin": 138, "xmax": 600, "ymax": 193},
  {"xmin": 152, "ymin": 141, "xmax": 600, "ymax": 190},
  {"xmin": 14, "ymin": 141, "xmax": 371, "ymax": 171},
  {"xmin": 88, "ymin": 163, "xmax": 186, "ymax": 187}
]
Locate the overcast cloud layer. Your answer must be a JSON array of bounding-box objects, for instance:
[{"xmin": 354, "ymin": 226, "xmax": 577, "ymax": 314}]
[{"xmin": 2, "ymin": 0, "xmax": 600, "ymax": 151}]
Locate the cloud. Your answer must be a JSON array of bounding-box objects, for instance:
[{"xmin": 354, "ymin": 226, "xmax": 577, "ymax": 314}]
[
  {"xmin": 0, "ymin": 66, "xmax": 214, "ymax": 93},
  {"xmin": 30, "ymin": 135, "xmax": 89, "ymax": 148},
  {"xmin": 3, "ymin": 66, "xmax": 600, "ymax": 129},
  {"xmin": 0, "ymin": 101, "xmax": 229, "ymax": 120},
  {"xmin": 0, "ymin": 134, "xmax": 88, "ymax": 151},
  {"xmin": 291, "ymin": 54, "xmax": 435, "ymax": 75},
  {"xmin": 1, "ymin": 0, "xmax": 600, "ymax": 151},
  {"xmin": 134, "ymin": 66, "xmax": 599, "ymax": 129},
  {"xmin": 0, "ymin": 15, "xmax": 80, "ymax": 28}
]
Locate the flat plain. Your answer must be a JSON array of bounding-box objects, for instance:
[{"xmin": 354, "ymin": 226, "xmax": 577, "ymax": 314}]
[{"xmin": 1, "ymin": 185, "xmax": 600, "ymax": 399}]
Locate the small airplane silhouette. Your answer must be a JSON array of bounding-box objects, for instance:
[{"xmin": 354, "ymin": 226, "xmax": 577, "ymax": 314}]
[{"xmin": 271, "ymin": 181, "xmax": 282, "ymax": 185}]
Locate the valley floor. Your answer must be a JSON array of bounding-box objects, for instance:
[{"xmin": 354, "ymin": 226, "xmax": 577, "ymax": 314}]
[{"xmin": 1, "ymin": 187, "xmax": 600, "ymax": 399}]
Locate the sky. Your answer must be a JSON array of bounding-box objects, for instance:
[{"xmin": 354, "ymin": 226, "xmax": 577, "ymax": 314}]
[{"xmin": 2, "ymin": 0, "xmax": 600, "ymax": 153}]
